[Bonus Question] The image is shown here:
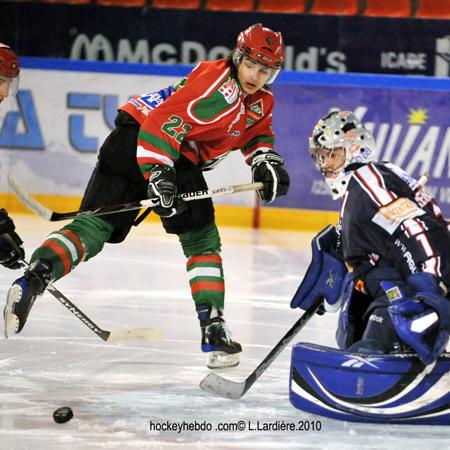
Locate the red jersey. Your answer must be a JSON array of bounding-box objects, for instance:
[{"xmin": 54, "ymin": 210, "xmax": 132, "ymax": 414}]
[{"xmin": 119, "ymin": 59, "xmax": 276, "ymax": 180}]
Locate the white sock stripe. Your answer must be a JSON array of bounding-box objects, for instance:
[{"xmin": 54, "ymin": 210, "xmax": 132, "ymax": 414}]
[
  {"xmin": 47, "ymin": 233, "xmax": 79, "ymax": 262},
  {"xmin": 188, "ymin": 267, "xmax": 222, "ymax": 279}
]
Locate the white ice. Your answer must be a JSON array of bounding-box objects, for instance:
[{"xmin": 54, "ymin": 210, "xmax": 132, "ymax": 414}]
[{"xmin": 0, "ymin": 216, "xmax": 448, "ymax": 450}]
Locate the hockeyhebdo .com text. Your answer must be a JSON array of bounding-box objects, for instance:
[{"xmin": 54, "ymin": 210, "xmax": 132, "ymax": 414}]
[{"xmin": 148, "ymin": 419, "xmax": 322, "ymax": 433}]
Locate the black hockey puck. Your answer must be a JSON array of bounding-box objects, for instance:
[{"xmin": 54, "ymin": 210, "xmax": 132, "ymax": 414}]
[{"xmin": 53, "ymin": 406, "xmax": 73, "ymax": 424}]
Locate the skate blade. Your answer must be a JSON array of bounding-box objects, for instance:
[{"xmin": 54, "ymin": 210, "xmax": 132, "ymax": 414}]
[
  {"xmin": 3, "ymin": 285, "xmax": 22, "ymax": 339},
  {"xmin": 207, "ymin": 351, "xmax": 240, "ymax": 369}
]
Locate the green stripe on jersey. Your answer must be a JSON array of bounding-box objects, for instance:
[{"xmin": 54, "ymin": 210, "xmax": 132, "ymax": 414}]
[
  {"xmin": 242, "ymin": 135, "xmax": 274, "ymax": 151},
  {"xmin": 191, "ymin": 77, "xmax": 239, "ymax": 121},
  {"xmin": 138, "ymin": 129, "xmax": 179, "ymax": 160}
]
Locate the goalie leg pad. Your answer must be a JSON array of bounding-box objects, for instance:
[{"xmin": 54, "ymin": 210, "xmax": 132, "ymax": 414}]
[{"xmin": 290, "ymin": 342, "xmax": 450, "ymax": 424}]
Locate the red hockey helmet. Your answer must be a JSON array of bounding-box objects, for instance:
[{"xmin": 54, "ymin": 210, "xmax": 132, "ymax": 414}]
[
  {"xmin": 0, "ymin": 43, "xmax": 20, "ymax": 78},
  {"xmin": 0, "ymin": 43, "xmax": 20, "ymax": 100},
  {"xmin": 236, "ymin": 23, "xmax": 285, "ymax": 70}
]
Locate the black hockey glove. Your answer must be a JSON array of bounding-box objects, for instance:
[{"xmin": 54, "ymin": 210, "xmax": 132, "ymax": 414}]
[
  {"xmin": 0, "ymin": 209, "xmax": 25, "ymax": 270},
  {"xmin": 147, "ymin": 165, "xmax": 186, "ymax": 218},
  {"xmin": 251, "ymin": 151, "xmax": 290, "ymax": 203}
]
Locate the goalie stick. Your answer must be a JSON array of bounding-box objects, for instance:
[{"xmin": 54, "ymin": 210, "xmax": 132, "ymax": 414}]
[
  {"xmin": 18, "ymin": 261, "xmax": 163, "ymax": 343},
  {"xmin": 199, "ymin": 297, "xmax": 323, "ymax": 399},
  {"xmin": 8, "ymin": 174, "xmax": 263, "ymax": 222}
]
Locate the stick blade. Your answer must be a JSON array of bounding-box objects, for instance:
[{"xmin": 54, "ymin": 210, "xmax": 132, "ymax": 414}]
[
  {"xmin": 7, "ymin": 174, "xmax": 53, "ymax": 220},
  {"xmin": 199, "ymin": 372, "xmax": 246, "ymax": 400},
  {"xmin": 106, "ymin": 327, "xmax": 164, "ymax": 343}
]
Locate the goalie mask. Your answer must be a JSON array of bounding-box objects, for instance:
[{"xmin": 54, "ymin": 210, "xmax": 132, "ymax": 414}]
[
  {"xmin": 309, "ymin": 110, "xmax": 376, "ymax": 199},
  {"xmin": 232, "ymin": 23, "xmax": 285, "ymax": 84}
]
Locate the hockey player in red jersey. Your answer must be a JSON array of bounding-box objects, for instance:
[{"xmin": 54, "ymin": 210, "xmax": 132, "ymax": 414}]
[
  {"xmin": 292, "ymin": 110, "xmax": 450, "ymax": 366},
  {"xmin": 0, "ymin": 44, "xmax": 25, "ymax": 270},
  {"xmin": 4, "ymin": 24, "xmax": 290, "ymax": 369}
]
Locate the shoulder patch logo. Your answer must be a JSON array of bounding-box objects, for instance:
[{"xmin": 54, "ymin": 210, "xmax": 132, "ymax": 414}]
[
  {"xmin": 249, "ymin": 99, "xmax": 263, "ymax": 117},
  {"xmin": 218, "ymin": 78, "xmax": 239, "ymax": 104}
]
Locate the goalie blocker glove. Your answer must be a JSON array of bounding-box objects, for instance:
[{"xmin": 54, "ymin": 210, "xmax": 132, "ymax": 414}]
[
  {"xmin": 381, "ymin": 272, "xmax": 450, "ymax": 365},
  {"xmin": 147, "ymin": 165, "xmax": 186, "ymax": 218},
  {"xmin": 251, "ymin": 151, "xmax": 290, "ymax": 203},
  {"xmin": 291, "ymin": 225, "xmax": 347, "ymax": 314},
  {"xmin": 0, "ymin": 209, "xmax": 25, "ymax": 270}
]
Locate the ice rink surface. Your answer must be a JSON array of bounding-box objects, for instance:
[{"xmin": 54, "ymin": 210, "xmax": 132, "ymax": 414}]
[{"xmin": 0, "ymin": 215, "xmax": 448, "ymax": 450}]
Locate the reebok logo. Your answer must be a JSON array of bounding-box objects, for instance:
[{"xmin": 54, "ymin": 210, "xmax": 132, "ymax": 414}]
[{"xmin": 369, "ymin": 314, "xmax": 383, "ymax": 324}]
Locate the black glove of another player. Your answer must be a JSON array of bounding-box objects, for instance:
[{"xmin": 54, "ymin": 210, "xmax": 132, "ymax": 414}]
[
  {"xmin": 0, "ymin": 209, "xmax": 25, "ymax": 270},
  {"xmin": 251, "ymin": 151, "xmax": 290, "ymax": 203},
  {"xmin": 147, "ymin": 165, "xmax": 186, "ymax": 218}
]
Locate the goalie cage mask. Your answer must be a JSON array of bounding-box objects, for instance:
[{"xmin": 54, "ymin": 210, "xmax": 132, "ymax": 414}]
[{"xmin": 309, "ymin": 110, "xmax": 376, "ymax": 199}]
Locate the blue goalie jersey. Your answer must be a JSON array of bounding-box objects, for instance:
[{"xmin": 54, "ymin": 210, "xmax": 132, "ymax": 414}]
[{"xmin": 338, "ymin": 162, "xmax": 450, "ymax": 292}]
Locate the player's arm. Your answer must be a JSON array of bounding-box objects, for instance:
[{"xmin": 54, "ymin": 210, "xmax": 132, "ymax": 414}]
[{"xmin": 241, "ymin": 102, "xmax": 290, "ymax": 203}]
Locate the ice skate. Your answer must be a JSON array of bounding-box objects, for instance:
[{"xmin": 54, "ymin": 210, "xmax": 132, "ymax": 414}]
[
  {"xmin": 197, "ymin": 304, "xmax": 242, "ymax": 369},
  {"xmin": 4, "ymin": 259, "xmax": 52, "ymax": 338}
]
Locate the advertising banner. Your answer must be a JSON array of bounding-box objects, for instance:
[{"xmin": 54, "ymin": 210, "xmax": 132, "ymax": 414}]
[
  {"xmin": 1, "ymin": 58, "xmax": 449, "ymax": 217},
  {"xmin": 1, "ymin": 2, "xmax": 450, "ymax": 77},
  {"xmin": 273, "ymin": 75, "xmax": 450, "ymax": 215}
]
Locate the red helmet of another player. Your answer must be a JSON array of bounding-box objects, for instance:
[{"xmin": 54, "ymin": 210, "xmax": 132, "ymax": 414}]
[
  {"xmin": 0, "ymin": 43, "xmax": 20, "ymax": 79},
  {"xmin": 236, "ymin": 23, "xmax": 285, "ymax": 70},
  {"xmin": 0, "ymin": 43, "xmax": 20, "ymax": 101}
]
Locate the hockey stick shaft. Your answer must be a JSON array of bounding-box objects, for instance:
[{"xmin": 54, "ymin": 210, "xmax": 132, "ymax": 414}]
[
  {"xmin": 199, "ymin": 297, "xmax": 323, "ymax": 399},
  {"xmin": 416, "ymin": 172, "xmax": 429, "ymax": 189},
  {"xmin": 8, "ymin": 175, "xmax": 262, "ymax": 222},
  {"xmin": 20, "ymin": 261, "xmax": 163, "ymax": 343},
  {"xmin": 244, "ymin": 297, "xmax": 323, "ymax": 391},
  {"xmin": 46, "ymin": 285, "xmax": 163, "ymax": 342},
  {"xmin": 45, "ymin": 283, "xmax": 113, "ymax": 341}
]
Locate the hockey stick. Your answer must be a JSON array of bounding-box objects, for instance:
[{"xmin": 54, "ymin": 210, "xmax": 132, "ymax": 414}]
[
  {"xmin": 415, "ymin": 172, "xmax": 429, "ymax": 189},
  {"xmin": 8, "ymin": 174, "xmax": 263, "ymax": 222},
  {"xmin": 199, "ymin": 297, "xmax": 323, "ymax": 399},
  {"xmin": 19, "ymin": 261, "xmax": 163, "ymax": 343}
]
